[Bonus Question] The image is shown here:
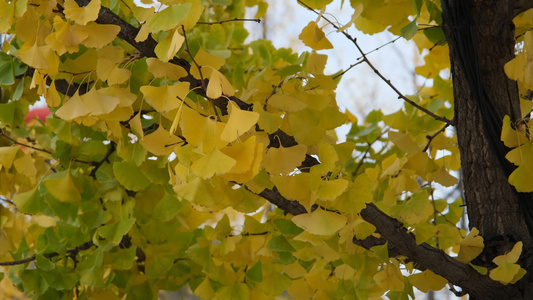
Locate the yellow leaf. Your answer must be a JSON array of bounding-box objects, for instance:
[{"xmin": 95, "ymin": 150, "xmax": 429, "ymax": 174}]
[
  {"xmin": 146, "ymin": 57, "xmax": 188, "ymax": 80},
  {"xmin": 45, "ymin": 16, "xmax": 89, "ymax": 55},
  {"xmin": 389, "ymin": 131, "xmax": 422, "ymax": 154},
  {"xmin": 291, "ymin": 208, "xmax": 347, "ymax": 236},
  {"xmin": 80, "ymin": 23, "xmax": 121, "ymax": 48},
  {"xmin": 336, "ymin": 174, "xmax": 373, "ymax": 214},
  {"xmin": 506, "ymin": 141, "xmax": 533, "ymax": 192},
  {"xmin": 220, "ymin": 102, "xmax": 259, "ymax": 143},
  {"xmin": 268, "ymin": 94, "xmax": 307, "ymax": 112},
  {"xmin": 191, "ymin": 148, "xmax": 236, "ymax": 179},
  {"xmin": 55, "ymin": 91, "xmax": 91, "ymax": 121},
  {"xmin": 408, "ymin": 270, "xmax": 447, "ymax": 292},
  {"xmin": 316, "ymin": 179, "xmax": 349, "ymax": 201},
  {"xmin": 14, "ymin": 154, "xmax": 37, "ymax": 177},
  {"xmin": 180, "ymin": 107, "xmax": 227, "ymax": 153},
  {"xmin": 220, "ymin": 136, "xmax": 258, "ymax": 174},
  {"xmin": 263, "ymin": 144, "xmax": 308, "ymax": 175},
  {"xmin": 46, "ymin": 81, "xmax": 62, "ymax": 108},
  {"xmin": 299, "ymin": 21, "xmax": 333, "ymax": 50},
  {"xmin": 490, "ymin": 243, "xmax": 526, "ymax": 285},
  {"xmin": 140, "ymin": 82, "xmax": 190, "ymax": 113},
  {"xmin": 206, "ymin": 69, "xmax": 235, "ymax": 99},
  {"xmin": 374, "ymin": 264, "xmax": 405, "ymax": 291},
  {"xmin": 501, "ymin": 115, "xmax": 528, "ymax": 148},
  {"xmin": 190, "ymin": 47, "xmax": 225, "ymax": 79},
  {"xmin": 81, "ymin": 88, "xmax": 120, "ymax": 116},
  {"xmin": 140, "ymin": 124, "xmax": 183, "ymax": 156},
  {"xmin": 154, "ymin": 27, "xmax": 185, "ymax": 62},
  {"xmin": 253, "ymin": 101, "xmax": 282, "ymax": 134},
  {"xmin": 428, "ymin": 166, "xmax": 458, "ymax": 187},
  {"xmin": 504, "ymin": 52, "xmax": 526, "ymax": 82},
  {"xmin": 145, "ymin": 3, "xmax": 192, "ymax": 32},
  {"xmin": 96, "ymin": 46, "xmax": 124, "ymax": 81},
  {"xmin": 19, "ymin": 42, "xmax": 50, "ymax": 71},
  {"xmin": 194, "ymin": 277, "xmax": 215, "ymax": 299},
  {"xmin": 43, "ymin": 171, "xmax": 82, "ymax": 203},
  {"xmin": 128, "ymin": 111, "xmax": 144, "ymax": 140},
  {"xmin": 337, "ymin": 3, "xmax": 363, "ymax": 32},
  {"xmin": 107, "ymin": 66, "xmax": 131, "ymax": 86},
  {"xmin": 64, "ymin": 0, "xmax": 101, "ymax": 25},
  {"xmin": 174, "ymin": 177, "xmax": 223, "ymax": 207},
  {"xmin": 0, "ymin": 146, "xmax": 19, "ymax": 169},
  {"xmin": 457, "ymin": 227, "xmax": 484, "ymax": 263},
  {"xmin": 306, "ymin": 51, "xmax": 328, "ymax": 74}
]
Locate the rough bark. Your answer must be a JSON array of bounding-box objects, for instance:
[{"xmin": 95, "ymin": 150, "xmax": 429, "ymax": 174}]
[{"xmin": 442, "ymin": 0, "xmax": 533, "ymax": 298}]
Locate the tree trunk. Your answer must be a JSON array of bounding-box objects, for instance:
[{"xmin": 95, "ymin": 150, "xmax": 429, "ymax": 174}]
[{"xmin": 442, "ymin": 0, "xmax": 533, "ymax": 298}]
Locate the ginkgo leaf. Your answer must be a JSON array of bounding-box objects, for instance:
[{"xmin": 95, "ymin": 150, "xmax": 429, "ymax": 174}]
[
  {"xmin": 501, "ymin": 115, "xmax": 528, "ymax": 148},
  {"xmin": 107, "ymin": 66, "xmax": 131, "ymax": 86},
  {"xmin": 206, "ymin": 69, "xmax": 235, "ymax": 99},
  {"xmin": 337, "ymin": 3, "xmax": 363, "ymax": 32},
  {"xmin": 316, "ymin": 179, "xmax": 349, "ymax": 201},
  {"xmin": 154, "ymin": 27, "xmax": 185, "ymax": 62},
  {"xmin": 46, "ymin": 81, "xmax": 62, "ymax": 108},
  {"xmin": 300, "ymin": 0, "xmax": 333, "ymax": 9},
  {"xmin": 220, "ymin": 102, "xmax": 259, "ymax": 143},
  {"xmin": 80, "ymin": 23, "xmax": 121, "ymax": 48},
  {"xmin": 191, "ymin": 148, "xmax": 236, "ymax": 179},
  {"xmin": 64, "ymin": 0, "xmax": 101, "ymax": 25},
  {"xmin": 506, "ymin": 141, "xmax": 533, "ymax": 192},
  {"xmin": 13, "ymin": 187, "xmax": 44, "ymax": 215},
  {"xmin": 113, "ymin": 161, "xmax": 151, "ymax": 191},
  {"xmin": 99, "ymin": 218, "xmax": 136, "ymax": 243},
  {"xmin": 389, "ymin": 131, "xmax": 422, "ymax": 154},
  {"xmin": 374, "ymin": 264, "xmax": 405, "ymax": 291},
  {"xmin": 220, "ymin": 136, "xmax": 257, "ymax": 174},
  {"xmin": 146, "ymin": 57, "xmax": 188, "ymax": 80},
  {"xmin": 299, "ymin": 21, "xmax": 333, "ymax": 50},
  {"xmin": 306, "ymin": 51, "xmax": 328, "ymax": 74},
  {"xmin": 490, "ymin": 242, "xmax": 526, "ymax": 284},
  {"xmin": 291, "ymin": 208, "xmax": 347, "ymax": 235},
  {"xmin": 146, "ymin": 3, "xmax": 192, "ymax": 32},
  {"xmin": 180, "ymin": 106, "xmax": 227, "ymax": 153},
  {"xmin": 428, "ymin": 166, "xmax": 458, "ymax": 187},
  {"xmin": 0, "ymin": 146, "xmax": 19, "ymax": 169},
  {"xmin": 190, "ymin": 48, "xmax": 225, "ymax": 79},
  {"xmin": 45, "ymin": 16, "xmax": 89, "ymax": 55},
  {"xmin": 268, "ymin": 94, "xmax": 307, "ymax": 112},
  {"xmin": 457, "ymin": 227, "xmax": 484, "ymax": 263},
  {"xmin": 81, "ymin": 87, "xmax": 120, "ymax": 116},
  {"xmin": 43, "ymin": 171, "xmax": 82, "ymax": 203},
  {"xmin": 55, "ymin": 92, "xmax": 91, "ymax": 121},
  {"xmin": 140, "ymin": 82, "xmax": 190, "ymax": 113},
  {"xmin": 408, "ymin": 270, "xmax": 447, "ymax": 292},
  {"xmin": 263, "ymin": 144, "xmax": 307, "ymax": 175},
  {"xmin": 14, "ymin": 154, "xmax": 37, "ymax": 177},
  {"xmin": 140, "ymin": 124, "xmax": 183, "ymax": 156}
]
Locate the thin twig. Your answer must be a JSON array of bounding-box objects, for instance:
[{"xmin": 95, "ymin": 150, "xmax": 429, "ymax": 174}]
[
  {"xmin": 423, "ymin": 123, "xmax": 451, "ymax": 152},
  {"xmin": 297, "ymin": 0, "xmax": 454, "ymax": 126},
  {"xmin": 89, "ymin": 142, "xmax": 116, "ymax": 179},
  {"xmin": 0, "ymin": 129, "xmax": 52, "ymax": 154},
  {"xmin": 0, "ymin": 241, "xmax": 95, "ymax": 266},
  {"xmin": 197, "ymin": 18, "xmax": 261, "ymax": 25}
]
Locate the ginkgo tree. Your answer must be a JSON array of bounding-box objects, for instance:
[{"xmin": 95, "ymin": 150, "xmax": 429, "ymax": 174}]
[{"xmin": 0, "ymin": 0, "xmax": 533, "ymax": 299}]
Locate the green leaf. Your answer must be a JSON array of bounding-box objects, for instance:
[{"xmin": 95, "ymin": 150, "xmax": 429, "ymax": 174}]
[
  {"xmin": 13, "ymin": 186, "xmax": 44, "ymax": 214},
  {"xmin": 412, "ymin": 0, "xmax": 423, "ymax": 16},
  {"xmin": 35, "ymin": 255, "xmax": 55, "ymax": 271},
  {"xmin": 99, "ymin": 218, "xmax": 136, "ymax": 243},
  {"xmin": 153, "ymin": 192, "xmax": 182, "ymax": 222},
  {"xmin": 113, "ymin": 161, "xmax": 151, "ymax": 191},
  {"xmin": 246, "ymin": 260, "xmax": 263, "ymax": 282},
  {"xmin": 272, "ymin": 219, "xmax": 304, "ymax": 235},
  {"xmin": 0, "ymin": 52, "xmax": 15, "ymax": 85},
  {"xmin": 400, "ymin": 20, "xmax": 418, "ymax": 40},
  {"xmin": 146, "ymin": 3, "xmax": 192, "ymax": 32},
  {"xmin": 41, "ymin": 267, "xmax": 80, "ymax": 290},
  {"xmin": 267, "ymin": 235, "xmax": 296, "ymax": 252},
  {"xmin": 217, "ymin": 283, "xmax": 250, "ymax": 300},
  {"xmin": 423, "ymin": 26, "xmax": 446, "ymax": 44}
]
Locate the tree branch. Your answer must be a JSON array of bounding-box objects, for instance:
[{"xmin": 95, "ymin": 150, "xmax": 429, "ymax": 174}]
[{"xmin": 0, "ymin": 241, "xmax": 95, "ymax": 266}]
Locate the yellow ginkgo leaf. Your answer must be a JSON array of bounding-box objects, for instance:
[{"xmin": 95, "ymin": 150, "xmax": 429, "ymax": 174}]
[
  {"xmin": 19, "ymin": 42, "xmax": 50, "ymax": 70},
  {"xmin": 55, "ymin": 91, "xmax": 91, "ymax": 121},
  {"xmin": 107, "ymin": 66, "xmax": 131, "ymax": 86},
  {"xmin": 262, "ymin": 144, "xmax": 307, "ymax": 175},
  {"xmin": 206, "ymin": 69, "xmax": 235, "ymax": 99},
  {"xmin": 64, "ymin": 0, "xmax": 101, "ymax": 25},
  {"xmin": 146, "ymin": 3, "xmax": 192, "ymax": 32},
  {"xmin": 81, "ymin": 88, "xmax": 120, "ymax": 116},
  {"xmin": 190, "ymin": 48, "xmax": 225, "ymax": 79},
  {"xmin": 154, "ymin": 27, "xmax": 185, "ymax": 62},
  {"xmin": 428, "ymin": 166, "xmax": 458, "ymax": 187},
  {"xmin": 0, "ymin": 146, "xmax": 19, "ymax": 169},
  {"xmin": 389, "ymin": 131, "xmax": 422, "ymax": 154},
  {"xmin": 373, "ymin": 264, "xmax": 405, "ymax": 291},
  {"xmin": 96, "ymin": 45, "xmax": 124, "ymax": 81},
  {"xmin": 253, "ymin": 102, "xmax": 282, "ymax": 134},
  {"xmin": 14, "ymin": 154, "xmax": 37, "ymax": 177},
  {"xmin": 46, "ymin": 81, "xmax": 62, "ymax": 108},
  {"xmin": 291, "ymin": 208, "xmax": 347, "ymax": 235},
  {"xmin": 306, "ymin": 51, "xmax": 328, "ymax": 74},
  {"xmin": 180, "ymin": 107, "xmax": 227, "ymax": 153},
  {"xmin": 146, "ymin": 57, "xmax": 188, "ymax": 80},
  {"xmin": 220, "ymin": 102, "xmax": 258, "ymax": 143},
  {"xmin": 457, "ymin": 227, "xmax": 484, "ymax": 263},
  {"xmin": 191, "ymin": 148, "xmax": 236, "ymax": 179},
  {"xmin": 506, "ymin": 141, "xmax": 533, "ymax": 192},
  {"xmin": 80, "ymin": 23, "xmax": 121, "ymax": 48},
  {"xmin": 45, "ymin": 16, "xmax": 89, "ymax": 55},
  {"xmin": 220, "ymin": 136, "xmax": 257, "ymax": 174},
  {"xmin": 140, "ymin": 124, "xmax": 183, "ymax": 156},
  {"xmin": 128, "ymin": 111, "xmax": 144, "ymax": 139},
  {"xmin": 299, "ymin": 21, "xmax": 333, "ymax": 50},
  {"xmin": 140, "ymin": 82, "xmax": 190, "ymax": 113},
  {"xmin": 408, "ymin": 270, "xmax": 447, "ymax": 292},
  {"xmin": 268, "ymin": 94, "xmax": 307, "ymax": 112},
  {"xmin": 490, "ymin": 242, "xmax": 526, "ymax": 284},
  {"xmin": 501, "ymin": 115, "xmax": 528, "ymax": 148},
  {"xmin": 315, "ymin": 179, "xmax": 349, "ymax": 201},
  {"xmin": 43, "ymin": 171, "xmax": 82, "ymax": 203}
]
